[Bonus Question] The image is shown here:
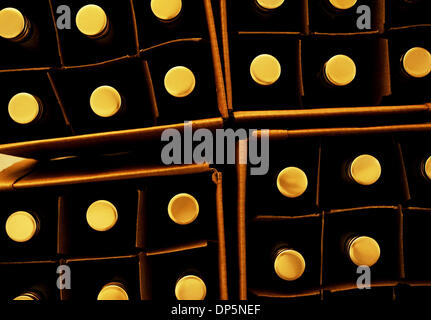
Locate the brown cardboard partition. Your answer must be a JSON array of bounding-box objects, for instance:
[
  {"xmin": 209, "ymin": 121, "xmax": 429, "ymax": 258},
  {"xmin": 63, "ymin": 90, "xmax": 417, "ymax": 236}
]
[
  {"xmin": 0, "ymin": 159, "xmax": 228, "ymax": 300},
  {"xmin": 0, "ymin": 117, "xmax": 223, "ymax": 159},
  {"xmin": 219, "ymin": 0, "xmax": 431, "ymax": 122},
  {"xmin": 0, "ymin": 0, "xmax": 227, "ymax": 156},
  {"xmin": 236, "ymin": 124, "xmax": 431, "ymax": 300}
]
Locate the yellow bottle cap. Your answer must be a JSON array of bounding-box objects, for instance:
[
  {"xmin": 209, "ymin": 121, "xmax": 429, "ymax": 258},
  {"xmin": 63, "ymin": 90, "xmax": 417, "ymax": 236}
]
[
  {"xmin": 151, "ymin": 0, "xmax": 182, "ymax": 21},
  {"xmin": 328, "ymin": 0, "xmax": 357, "ymax": 10},
  {"xmin": 13, "ymin": 292, "xmax": 39, "ymax": 301},
  {"xmin": 90, "ymin": 86, "xmax": 122, "ymax": 118},
  {"xmin": 76, "ymin": 4, "xmax": 108, "ymax": 37},
  {"xmin": 175, "ymin": 275, "xmax": 207, "ymax": 300},
  {"xmin": 324, "ymin": 54, "xmax": 356, "ymax": 86},
  {"xmin": 97, "ymin": 283, "xmax": 129, "ymax": 300},
  {"xmin": 86, "ymin": 200, "xmax": 118, "ymax": 232},
  {"xmin": 424, "ymin": 156, "xmax": 431, "ymax": 180},
  {"xmin": 350, "ymin": 154, "xmax": 381, "ymax": 186},
  {"xmin": 168, "ymin": 193, "xmax": 199, "ymax": 225},
  {"xmin": 5, "ymin": 211, "xmax": 38, "ymax": 242},
  {"xmin": 256, "ymin": 0, "xmax": 285, "ymax": 10},
  {"xmin": 276, "ymin": 167, "xmax": 308, "ymax": 198},
  {"xmin": 0, "ymin": 8, "xmax": 26, "ymax": 40},
  {"xmin": 274, "ymin": 249, "xmax": 306, "ymax": 281},
  {"xmin": 402, "ymin": 47, "xmax": 431, "ymax": 78},
  {"xmin": 164, "ymin": 66, "xmax": 196, "ymax": 98},
  {"xmin": 250, "ymin": 54, "xmax": 281, "ymax": 86},
  {"xmin": 348, "ymin": 236, "xmax": 380, "ymax": 267},
  {"xmin": 8, "ymin": 93, "xmax": 41, "ymax": 125}
]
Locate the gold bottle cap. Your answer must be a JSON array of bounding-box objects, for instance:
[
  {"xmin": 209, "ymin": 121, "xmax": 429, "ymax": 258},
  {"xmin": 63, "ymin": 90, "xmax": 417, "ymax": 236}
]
[
  {"xmin": 0, "ymin": 8, "xmax": 26, "ymax": 40},
  {"xmin": 328, "ymin": 0, "xmax": 357, "ymax": 10},
  {"xmin": 274, "ymin": 249, "xmax": 306, "ymax": 281},
  {"xmin": 402, "ymin": 47, "xmax": 431, "ymax": 79},
  {"xmin": 348, "ymin": 236, "xmax": 380, "ymax": 267},
  {"xmin": 276, "ymin": 167, "xmax": 308, "ymax": 198},
  {"xmin": 86, "ymin": 200, "xmax": 118, "ymax": 232},
  {"xmin": 8, "ymin": 93, "xmax": 41, "ymax": 125},
  {"xmin": 5, "ymin": 211, "xmax": 37, "ymax": 242},
  {"xmin": 256, "ymin": 0, "xmax": 285, "ymax": 10},
  {"xmin": 424, "ymin": 156, "xmax": 431, "ymax": 180},
  {"xmin": 97, "ymin": 283, "xmax": 129, "ymax": 300},
  {"xmin": 175, "ymin": 275, "xmax": 207, "ymax": 300},
  {"xmin": 164, "ymin": 66, "xmax": 196, "ymax": 98},
  {"xmin": 324, "ymin": 54, "xmax": 356, "ymax": 86},
  {"xmin": 151, "ymin": 0, "xmax": 182, "ymax": 21},
  {"xmin": 76, "ymin": 4, "xmax": 108, "ymax": 37},
  {"xmin": 90, "ymin": 86, "xmax": 122, "ymax": 118},
  {"xmin": 350, "ymin": 154, "xmax": 381, "ymax": 186},
  {"xmin": 250, "ymin": 54, "xmax": 281, "ymax": 86},
  {"xmin": 13, "ymin": 292, "xmax": 39, "ymax": 301},
  {"xmin": 168, "ymin": 193, "xmax": 199, "ymax": 225}
]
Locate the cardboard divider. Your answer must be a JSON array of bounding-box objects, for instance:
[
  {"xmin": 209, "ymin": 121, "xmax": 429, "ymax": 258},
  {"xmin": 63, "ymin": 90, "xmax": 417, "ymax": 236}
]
[
  {"xmin": 46, "ymin": 72, "xmax": 74, "ymax": 134},
  {"xmin": 0, "ymin": 117, "xmax": 224, "ymax": 159},
  {"xmin": 0, "ymin": 159, "xmax": 38, "ymax": 192},
  {"xmin": 203, "ymin": 0, "xmax": 229, "ymax": 119},
  {"xmin": 235, "ymin": 139, "xmax": 248, "ymax": 300},
  {"xmin": 128, "ymin": 0, "xmax": 140, "ymax": 55},
  {"xmin": 233, "ymin": 104, "xmax": 431, "ymax": 123},
  {"xmin": 249, "ymin": 288, "xmax": 321, "ymax": 299},
  {"xmin": 397, "ymin": 205, "xmax": 405, "ymax": 279},
  {"xmin": 138, "ymin": 252, "xmax": 152, "ymax": 300},
  {"xmin": 47, "ymin": 0, "xmax": 64, "ymax": 66}
]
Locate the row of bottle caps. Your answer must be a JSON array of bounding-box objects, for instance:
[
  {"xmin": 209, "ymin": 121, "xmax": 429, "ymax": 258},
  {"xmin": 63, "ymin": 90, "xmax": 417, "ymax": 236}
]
[
  {"xmin": 277, "ymin": 153, "xmax": 430, "ymax": 198},
  {"xmin": 5, "ymin": 192, "xmax": 199, "ymax": 243},
  {"xmin": 250, "ymin": 48, "xmax": 430, "ymax": 88},
  {"xmin": 7, "ymin": 65, "xmax": 194, "ymax": 125},
  {"xmin": 0, "ymin": 2, "xmax": 185, "ymax": 41},
  {"xmin": 14, "ymin": 275, "xmax": 207, "ymax": 301}
]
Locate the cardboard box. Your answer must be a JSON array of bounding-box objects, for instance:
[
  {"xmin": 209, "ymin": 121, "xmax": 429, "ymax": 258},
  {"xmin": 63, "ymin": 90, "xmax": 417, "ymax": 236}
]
[{"xmin": 0, "ymin": 156, "xmax": 228, "ymax": 300}]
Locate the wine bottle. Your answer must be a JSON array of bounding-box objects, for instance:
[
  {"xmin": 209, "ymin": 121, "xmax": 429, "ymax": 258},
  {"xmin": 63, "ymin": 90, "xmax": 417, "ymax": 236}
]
[
  {"xmin": 86, "ymin": 200, "xmax": 118, "ymax": 232},
  {"xmin": 5, "ymin": 211, "xmax": 39, "ymax": 243},
  {"xmin": 167, "ymin": 193, "xmax": 199, "ymax": 225},
  {"xmin": 151, "ymin": 0, "xmax": 182, "ymax": 21},
  {"xmin": 276, "ymin": 167, "xmax": 308, "ymax": 198},
  {"xmin": 344, "ymin": 235, "xmax": 381, "ymax": 267},
  {"xmin": 89, "ymin": 85, "xmax": 123, "ymax": 118},
  {"xmin": 420, "ymin": 155, "xmax": 431, "ymax": 181},
  {"xmin": 76, "ymin": 4, "xmax": 110, "ymax": 39},
  {"xmin": 0, "ymin": 7, "xmax": 31, "ymax": 42},
  {"xmin": 8, "ymin": 92, "xmax": 43, "ymax": 125},
  {"xmin": 326, "ymin": 0, "xmax": 358, "ymax": 11},
  {"xmin": 97, "ymin": 282, "xmax": 129, "ymax": 300},
  {"xmin": 250, "ymin": 54, "xmax": 281, "ymax": 86},
  {"xmin": 345, "ymin": 154, "xmax": 382, "ymax": 186},
  {"xmin": 400, "ymin": 47, "xmax": 431, "ymax": 79},
  {"xmin": 175, "ymin": 273, "xmax": 207, "ymax": 300},
  {"xmin": 323, "ymin": 54, "xmax": 357, "ymax": 87},
  {"xmin": 164, "ymin": 66, "xmax": 196, "ymax": 98},
  {"xmin": 273, "ymin": 247, "xmax": 306, "ymax": 281},
  {"xmin": 255, "ymin": 0, "xmax": 285, "ymax": 11}
]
